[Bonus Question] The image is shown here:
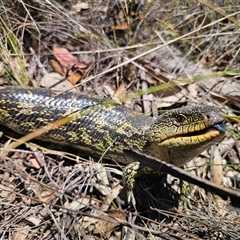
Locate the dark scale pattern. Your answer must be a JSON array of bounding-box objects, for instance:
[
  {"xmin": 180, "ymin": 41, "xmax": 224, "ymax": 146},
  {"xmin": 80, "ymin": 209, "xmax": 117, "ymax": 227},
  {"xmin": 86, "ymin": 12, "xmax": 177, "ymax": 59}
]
[
  {"xmin": 0, "ymin": 86, "xmax": 225, "ymax": 166},
  {"xmin": 0, "ymin": 86, "xmax": 227, "ymax": 204},
  {"xmin": 0, "ymin": 86, "xmax": 151, "ymax": 163}
]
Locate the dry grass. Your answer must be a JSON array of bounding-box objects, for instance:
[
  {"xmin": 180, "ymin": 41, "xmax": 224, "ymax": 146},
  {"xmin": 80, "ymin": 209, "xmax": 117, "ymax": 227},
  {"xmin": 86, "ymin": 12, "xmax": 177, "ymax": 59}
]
[{"xmin": 0, "ymin": 0, "xmax": 240, "ymax": 239}]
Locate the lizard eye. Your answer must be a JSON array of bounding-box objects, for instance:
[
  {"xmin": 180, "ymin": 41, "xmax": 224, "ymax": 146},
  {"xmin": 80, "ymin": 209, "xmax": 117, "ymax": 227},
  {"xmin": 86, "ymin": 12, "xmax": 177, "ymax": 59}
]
[{"xmin": 176, "ymin": 114, "xmax": 186, "ymax": 123}]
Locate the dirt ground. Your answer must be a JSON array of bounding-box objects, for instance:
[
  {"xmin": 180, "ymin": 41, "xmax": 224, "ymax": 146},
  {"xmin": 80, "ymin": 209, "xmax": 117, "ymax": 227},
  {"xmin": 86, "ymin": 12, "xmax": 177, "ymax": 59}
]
[{"xmin": 0, "ymin": 0, "xmax": 240, "ymax": 239}]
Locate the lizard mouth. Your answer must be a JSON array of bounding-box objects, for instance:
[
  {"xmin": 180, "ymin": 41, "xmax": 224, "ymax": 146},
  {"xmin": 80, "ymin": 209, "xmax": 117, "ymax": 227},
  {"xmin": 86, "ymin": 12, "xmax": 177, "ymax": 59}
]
[
  {"xmin": 182, "ymin": 123, "xmax": 226, "ymax": 138},
  {"xmin": 162, "ymin": 123, "xmax": 226, "ymax": 143},
  {"xmin": 173, "ymin": 123, "xmax": 226, "ymax": 144}
]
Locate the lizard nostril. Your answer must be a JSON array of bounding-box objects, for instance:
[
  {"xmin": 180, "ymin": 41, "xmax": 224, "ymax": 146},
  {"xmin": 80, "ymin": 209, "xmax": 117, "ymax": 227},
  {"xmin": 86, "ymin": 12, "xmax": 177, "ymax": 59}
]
[{"xmin": 205, "ymin": 114, "xmax": 211, "ymax": 120}]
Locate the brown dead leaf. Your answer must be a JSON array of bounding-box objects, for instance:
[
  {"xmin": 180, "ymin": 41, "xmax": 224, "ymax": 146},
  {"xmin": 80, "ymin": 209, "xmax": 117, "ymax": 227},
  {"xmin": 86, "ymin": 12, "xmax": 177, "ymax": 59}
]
[
  {"xmin": 50, "ymin": 58, "xmax": 83, "ymax": 84},
  {"xmin": 71, "ymin": 2, "xmax": 89, "ymax": 13},
  {"xmin": 155, "ymin": 91, "xmax": 186, "ymax": 108},
  {"xmin": 0, "ymin": 183, "xmax": 16, "ymax": 204},
  {"xmin": 94, "ymin": 209, "xmax": 127, "ymax": 238},
  {"xmin": 52, "ymin": 44, "xmax": 88, "ymax": 69},
  {"xmin": 27, "ymin": 155, "xmax": 41, "ymax": 169},
  {"xmin": 201, "ymin": 79, "xmax": 240, "ymax": 110},
  {"xmin": 50, "ymin": 59, "xmax": 64, "ymax": 75},
  {"xmin": 123, "ymin": 64, "xmax": 136, "ymax": 81},
  {"xmin": 40, "ymin": 72, "xmax": 77, "ymax": 92},
  {"xmin": 115, "ymin": 82, "xmax": 126, "ymax": 99},
  {"xmin": 64, "ymin": 197, "xmax": 92, "ymax": 211},
  {"xmin": 12, "ymin": 226, "xmax": 30, "ymax": 240},
  {"xmin": 104, "ymin": 181, "xmax": 123, "ymax": 206},
  {"xmin": 222, "ymin": 95, "xmax": 240, "ymax": 109},
  {"xmin": 79, "ymin": 213, "xmax": 99, "ymax": 230},
  {"xmin": 27, "ymin": 180, "xmax": 57, "ymax": 203},
  {"xmin": 111, "ymin": 22, "xmax": 128, "ymax": 30},
  {"xmin": 199, "ymin": 53, "xmax": 216, "ymax": 67},
  {"xmin": 40, "ymin": 190, "xmax": 57, "ymax": 202},
  {"xmin": 79, "ymin": 209, "xmax": 126, "ymax": 238},
  {"xmin": 67, "ymin": 71, "xmax": 83, "ymax": 84}
]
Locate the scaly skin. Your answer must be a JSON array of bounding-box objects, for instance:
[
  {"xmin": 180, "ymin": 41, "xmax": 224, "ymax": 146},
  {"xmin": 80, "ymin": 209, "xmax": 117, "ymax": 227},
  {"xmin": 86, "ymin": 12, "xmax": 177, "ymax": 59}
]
[{"xmin": 0, "ymin": 86, "xmax": 226, "ymax": 205}]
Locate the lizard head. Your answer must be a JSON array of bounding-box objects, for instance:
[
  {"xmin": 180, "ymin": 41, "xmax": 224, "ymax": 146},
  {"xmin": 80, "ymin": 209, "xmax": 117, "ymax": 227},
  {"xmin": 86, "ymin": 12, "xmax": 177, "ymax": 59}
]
[{"xmin": 147, "ymin": 105, "xmax": 226, "ymax": 166}]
